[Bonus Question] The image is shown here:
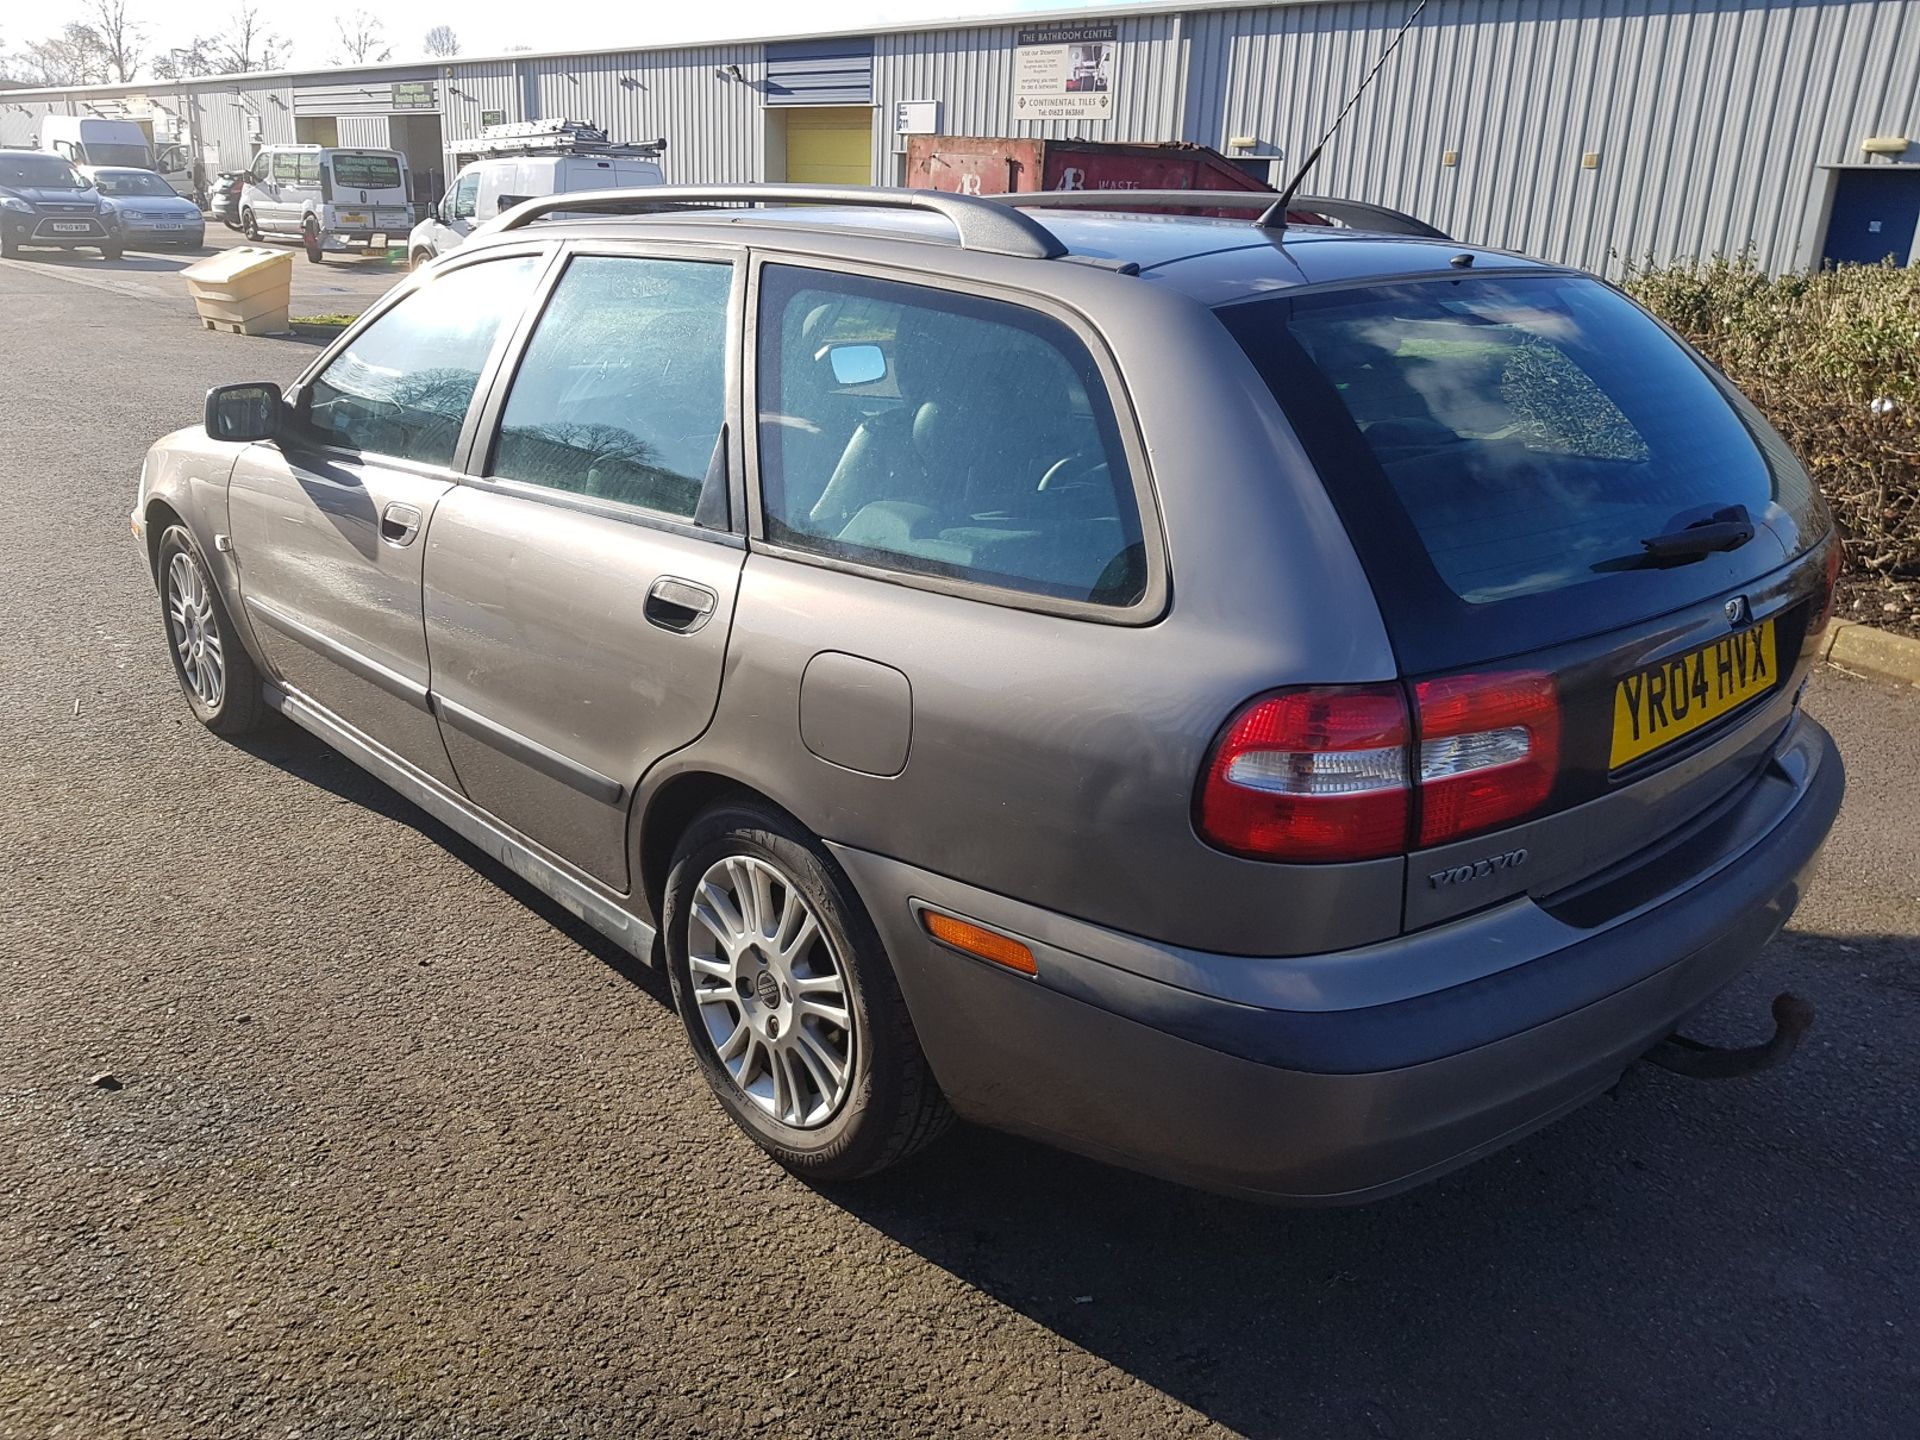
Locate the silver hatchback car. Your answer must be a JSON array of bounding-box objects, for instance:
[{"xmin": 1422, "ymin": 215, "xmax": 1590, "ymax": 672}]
[{"xmin": 134, "ymin": 186, "xmax": 1843, "ymax": 1203}]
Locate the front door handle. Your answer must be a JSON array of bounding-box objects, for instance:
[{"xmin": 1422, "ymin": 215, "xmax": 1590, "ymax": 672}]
[
  {"xmin": 380, "ymin": 502, "xmax": 422, "ymax": 546},
  {"xmin": 644, "ymin": 576, "xmax": 718, "ymax": 634}
]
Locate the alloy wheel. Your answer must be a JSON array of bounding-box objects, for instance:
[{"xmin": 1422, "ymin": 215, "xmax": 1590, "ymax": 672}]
[
  {"xmin": 685, "ymin": 854, "xmax": 856, "ymax": 1129},
  {"xmin": 166, "ymin": 550, "xmax": 224, "ymax": 710}
]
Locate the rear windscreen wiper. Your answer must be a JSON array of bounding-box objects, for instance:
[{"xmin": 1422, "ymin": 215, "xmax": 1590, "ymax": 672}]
[{"xmin": 1638, "ymin": 504, "xmax": 1755, "ymax": 563}]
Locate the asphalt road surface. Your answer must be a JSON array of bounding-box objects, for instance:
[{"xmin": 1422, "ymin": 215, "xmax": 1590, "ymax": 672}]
[
  {"xmin": 2, "ymin": 261, "xmax": 1916, "ymax": 1440},
  {"xmin": 0, "ymin": 223, "xmax": 404, "ymax": 321}
]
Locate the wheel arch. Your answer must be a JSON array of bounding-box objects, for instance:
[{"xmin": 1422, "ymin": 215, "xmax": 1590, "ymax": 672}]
[{"xmin": 636, "ymin": 770, "xmax": 815, "ymax": 931}]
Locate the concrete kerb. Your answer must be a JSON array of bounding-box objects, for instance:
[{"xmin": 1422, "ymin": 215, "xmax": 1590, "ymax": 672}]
[{"xmin": 1819, "ymin": 620, "xmax": 1920, "ymax": 688}]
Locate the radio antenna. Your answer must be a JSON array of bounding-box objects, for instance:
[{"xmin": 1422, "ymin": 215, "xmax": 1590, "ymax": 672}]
[{"xmin": 1256, "ymin": 0, "xmax": 1430, "ymax": 233}]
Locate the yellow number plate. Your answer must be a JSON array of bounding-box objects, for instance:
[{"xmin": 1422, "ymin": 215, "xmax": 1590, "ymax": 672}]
[
  {"xmin": 338, "ymin": 212, "xmax": 369, "ymax": 227},
  {"xmin": 1610, "ymin": 618, "xmax": 1777, "ymax": 769}
]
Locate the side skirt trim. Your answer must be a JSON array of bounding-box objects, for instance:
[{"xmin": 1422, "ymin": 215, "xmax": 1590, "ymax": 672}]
[{"xmin": 264, "ymin": 682, "xmax": 657, "ymax": 965}]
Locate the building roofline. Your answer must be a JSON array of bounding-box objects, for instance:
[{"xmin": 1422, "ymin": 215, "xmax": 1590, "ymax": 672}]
[{"xmin": 0, "ymin": 0, "xmax": 1284, "ymax": 102}]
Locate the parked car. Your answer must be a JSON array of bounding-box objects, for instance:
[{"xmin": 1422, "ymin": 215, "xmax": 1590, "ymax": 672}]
[
  {"xmin": 212, "ymin": 170, "xmax": 248, "ymax": 231},
  {"xmin": 85, "ymin": 166, "xmax": 206, "ymax": 249},
  {"xmin": 240, "ymin": 145, "xmax": 412, "ymax": 263},
  {"xmin": 40, "ymin": 115, "xmax": 195, "ymax": 200},
  {"xmin": 131, "ymin": 185, "xmax": 1844, "ymax": 1204},
  {"xmin": 0, "ymin": 149, "xmax": 119, "ymax": 260},
  {"xmin": 409, "ymin": 151, "xmax": 665, "ymax": 267}
]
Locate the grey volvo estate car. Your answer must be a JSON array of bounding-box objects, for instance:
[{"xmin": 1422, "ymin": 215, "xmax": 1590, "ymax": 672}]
[{"xmin": 133, "ymin": 186, "xmax": 1844, "ymax": 1203}]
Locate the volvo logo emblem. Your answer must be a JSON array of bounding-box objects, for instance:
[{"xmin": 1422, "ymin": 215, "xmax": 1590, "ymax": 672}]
[
  {"xmin": 754, "ymin": 970, "xmax": 780, "ymax": 1008},
  {"xmin": 1725, "ymin": 595, "xmax": 1750, "ymax": 626}
]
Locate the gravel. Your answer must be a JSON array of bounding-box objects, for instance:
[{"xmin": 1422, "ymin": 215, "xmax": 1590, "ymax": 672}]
[{"xmin": 2, "ymin": 257, "xmax": 1916, "ymax": 1440}]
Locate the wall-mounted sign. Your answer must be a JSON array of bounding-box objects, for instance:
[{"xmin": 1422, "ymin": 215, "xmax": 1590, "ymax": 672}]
[
  {"xmin": 895, "ymin": 100, "xmax": 942, "ymax": 136},
  {"xmin": 391, "ymin": 81, "xmax": 437, "ymax": 110},
  {"xmin": 480, "ymin": 108, "xmax": 507, "ymax": 128},
  {"xmin": 1014, "ymin": 21, "xmax": 1115, "ymax": 122}
]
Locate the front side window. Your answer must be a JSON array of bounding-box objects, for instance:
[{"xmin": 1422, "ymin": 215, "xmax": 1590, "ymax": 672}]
[
  {"xmin": 248, "ymin": 152, "xmax": 271, "ymax": 182},
  {"xmin": 755, "ymin": 266, "xmax": 1146, "ymax": 607},
  {"xmin": 451, "ymin": 172, "xmax": 479, "ymax": 220},
  {"xmin": 491, "ymin": 255, "xmax": 732, "ymax": 519},
  {"xmin": 301, "ymin": 255, "xmax": 544, "ymax": 466}
]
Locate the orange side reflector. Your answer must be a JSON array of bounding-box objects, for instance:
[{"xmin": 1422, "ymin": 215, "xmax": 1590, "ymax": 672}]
[{"xmin": 922, "ymin": 910, "xmax": 1037, "ymax": 976}]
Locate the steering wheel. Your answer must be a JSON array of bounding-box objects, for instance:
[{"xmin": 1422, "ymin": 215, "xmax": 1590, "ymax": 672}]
[{"xmin": 1038, "ymin": 448, "xmax": 1111, "ymax": 495}]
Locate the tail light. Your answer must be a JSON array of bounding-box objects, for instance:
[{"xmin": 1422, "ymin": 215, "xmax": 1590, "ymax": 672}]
[
  {"xmin": 1810, "ymin": 538, "xmax": 1844, "ymax": 636},
  {"xmin": 1414, "ymin": 671, "xmax": 1559, "ymax": 846},
  {"xmin": 1196, "ymin": 686, "xmax": 1411, "ymax": 862},
  {"xmin": 1196, "ymin": 672, "xmax": 1560, "ymax": 862}
]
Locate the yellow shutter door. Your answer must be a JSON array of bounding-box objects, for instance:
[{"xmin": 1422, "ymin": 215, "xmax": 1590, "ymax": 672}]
[{"xmin": 784, "ymin": 108, "xmax": 873, "ymax": 186}]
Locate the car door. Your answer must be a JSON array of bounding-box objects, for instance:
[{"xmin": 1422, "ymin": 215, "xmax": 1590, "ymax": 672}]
[
  {"xmin": 227, "ymin": 250, "xmax": 550, "ymax": 788},
  {"xmin": 243, "ymin": 150, "xmax": 275, "ymax": 229},
  {"xmin": 446, "ymin": 168, "xmax": 479, "ymax": 242},
  {"xmin": 422, "ymin": 244, "xmax": 746, "ymax": 890}
]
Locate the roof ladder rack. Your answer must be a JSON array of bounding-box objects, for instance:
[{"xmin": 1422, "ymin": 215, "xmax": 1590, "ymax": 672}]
[
  {"xmin": 482, "ymin": 183, "xmax": 1071, "ymax": 260},
  {"xmin": 450, "ymin": 118, "xmax": 667, "ymax": 161}
]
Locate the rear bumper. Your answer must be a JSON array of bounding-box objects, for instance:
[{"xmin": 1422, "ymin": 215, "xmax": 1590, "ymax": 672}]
[{"xmin": 830, "ymin": 713, "xmax": 1843, "ymax": 1204}]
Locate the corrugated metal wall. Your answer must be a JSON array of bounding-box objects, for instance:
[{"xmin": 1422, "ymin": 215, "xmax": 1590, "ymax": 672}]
[
  {"xmin": 4, "ymin": 3, "xmax": 1915, "ymax": 270},
  {"xmin": 337, "ymin": 115, "xmax": 392, "ymax": 148},
  {"xmin": 521, "ymin": 44, "xmax": 764, "ymax": 184},
  {"xmin": 872, "ymin": 13, "xmax": 1186, "ymax": 182},
  {"xmin": 1181, "ymin": 0, "xmax": 1920, "ymax": 272}
]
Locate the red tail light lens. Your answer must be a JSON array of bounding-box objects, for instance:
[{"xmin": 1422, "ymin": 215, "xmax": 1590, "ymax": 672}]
[
  {"xmin": 1196, "ymin": 686, "xmax": 1411, "ymax": 861},
  {"xmin": 1414, "ymin": 671, "xmax": 1560, "ymax": 847},
  {"xmin": 1811, "ymin": 538, "xmax": 1844, "ymax": 636}
]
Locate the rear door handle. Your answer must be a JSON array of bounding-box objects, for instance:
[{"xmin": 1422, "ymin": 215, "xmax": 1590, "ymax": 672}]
[
  {"xmin": 644, "ymin": 576, "xmax": 718, "ymax": 634},
  {"xmin": 380, "ymin": 502, "xmax": 422, "ymax": 546}
]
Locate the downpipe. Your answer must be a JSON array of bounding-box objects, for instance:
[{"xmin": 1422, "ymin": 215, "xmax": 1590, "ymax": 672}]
[{"xmin": 1640, "ymin": 992, "xmax": 1816, "ymax": 1080}]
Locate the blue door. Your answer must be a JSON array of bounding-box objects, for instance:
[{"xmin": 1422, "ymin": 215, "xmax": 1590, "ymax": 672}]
[{"xmin": 1822, "ymin": 169, "xmax": 1920, "ymax": 266}]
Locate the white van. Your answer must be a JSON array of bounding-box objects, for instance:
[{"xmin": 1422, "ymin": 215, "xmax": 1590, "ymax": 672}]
[
  {"xmin": 40, "ymin": 116, "xmax": 195, "ymax": 201},
  {"xmin": 239, "ymin": 145, "xmax": 412, "ymax": 263},
  {"xmin": 408, "ymin": 152, "xmax": 665, "ymax": 264}
]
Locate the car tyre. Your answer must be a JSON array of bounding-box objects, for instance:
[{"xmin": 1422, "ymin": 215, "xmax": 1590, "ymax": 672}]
[
  {"xmin": 409, "ymin": 247, "xmax": 432, "ymax": 270},
  {"xmin": 155, "ymin": 524, "xmax": 265, "ymax": 737},
  {"xmin": 101, "ymin": 242, "xmax": 123, "ymax": 261},
  {"xmin": 302, "ymin": 217, "xmax": 324, "ymax": 264},
  {"xmin": 241, "ymin": 207, "xmax": 259, "ymax": 241},
  {"xmin": 0, "ymin": 231, "xmax": 17, "ymax": 259},
  {"xmin": 664, "ymin": 800, "xmax": 952, "ymax": 1182}
]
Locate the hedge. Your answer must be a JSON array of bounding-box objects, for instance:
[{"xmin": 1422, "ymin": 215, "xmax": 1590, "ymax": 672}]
[{"xmin": 1622, "ymin": 257, "xmax": 1920, "ymax": 580}]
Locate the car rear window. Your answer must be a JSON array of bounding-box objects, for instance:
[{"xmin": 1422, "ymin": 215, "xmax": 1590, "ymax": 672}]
[
  {"xmin": 1218, "ymin": 275, "xmax": 1823, "ymax": 665},
  {"xmin": 330, "ymin": 153, "xmax": 402, "ymax": 190}
]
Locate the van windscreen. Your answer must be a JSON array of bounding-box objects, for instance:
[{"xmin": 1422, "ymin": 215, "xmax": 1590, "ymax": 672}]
[{"xmin": 330, "ymin": 153, "xmax": 402, "ymax": 190}]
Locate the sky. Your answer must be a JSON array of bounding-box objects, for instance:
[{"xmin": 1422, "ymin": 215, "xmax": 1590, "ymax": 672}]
[{"xmin": 15, "ymin": 0, "xmax": 1137, "ymax": 74}]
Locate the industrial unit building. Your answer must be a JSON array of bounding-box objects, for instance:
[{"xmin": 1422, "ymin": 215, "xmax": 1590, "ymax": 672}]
[{"xmin": 2, "ymin": 0, "xmax": 1916, "ymax": 273}]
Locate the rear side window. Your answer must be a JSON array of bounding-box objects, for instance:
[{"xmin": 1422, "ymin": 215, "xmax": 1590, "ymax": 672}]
[
  {"xmin": 301, "ymin": 255, "xmax": 543, "ymax": 466},
  {"xmin": 271, "ymin": 152, "xmax": 301, "ymax": 183},
  {"xmin": 755, "ymin": 266, "xmax": 1146, "ymax": 608},
  {"xmin": 332, "ymin": 153, "xmax": 402, "ymax": 190},
  {"xmin": 491, "ymin": 255, "xmax": 732, "ymax": 519}
]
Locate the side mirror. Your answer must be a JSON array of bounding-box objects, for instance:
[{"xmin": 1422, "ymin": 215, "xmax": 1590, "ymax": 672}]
[
  {"xmin": 827, "ymin": 343, "xmax": 886, "ymax": 387},
  {"xmin": 204, "ymin": 382, "xmax": 283, "ymax": 443}
]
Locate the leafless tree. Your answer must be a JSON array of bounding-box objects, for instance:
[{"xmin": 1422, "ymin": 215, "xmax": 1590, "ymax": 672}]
[
  {"xmin": 423, "ymin": 25, "xmax": 460, "ymax": 58},
  {"xmin": 84, "ymin": 0, "xmax": 143, "ymax": 82},
  {"xmin": 215, "ymin": 4, "xmax": 287, "ymax": 73},
  {"xmin": 7, "ymin": 24, "xmax": 113, "ymax": 85},
  {"xmin": 333, "ymin": 10, "xmax": 391, "ymax": 65}
]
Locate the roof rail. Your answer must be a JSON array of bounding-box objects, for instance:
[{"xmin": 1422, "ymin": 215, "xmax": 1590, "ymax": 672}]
[
  {"xmin": 990, "ymin": 189, "xmax": 1449, "ymax": 240},
  {"xmin": 482, "ymin": 184, "xmax": 1070, "ymax": 259}
]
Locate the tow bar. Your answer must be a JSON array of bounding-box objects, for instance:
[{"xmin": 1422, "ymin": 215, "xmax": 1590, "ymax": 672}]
[{"xmin": 1640, "ymin": 993, "xmax": 1816, "ymax": 1080}]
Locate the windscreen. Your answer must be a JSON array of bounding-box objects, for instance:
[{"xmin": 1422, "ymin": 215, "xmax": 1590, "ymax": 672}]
[
  {"xmin": 1218, "ymin": 274, "xmax": 1824, "ymax": 665},
  {"xmin": 0, "ymin": 154, "xmax": 85, "ymax": 189},
  {"xmin": 85, "ymin": 144, "xmax": 151, "ymax": 168},
  {"xmin": 95, "ymin": 171, "xmax": 174, "ymax": 196},
  {"xmin": 329, "ymin": 153, "xmax": 403, "ymax": 191}
]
